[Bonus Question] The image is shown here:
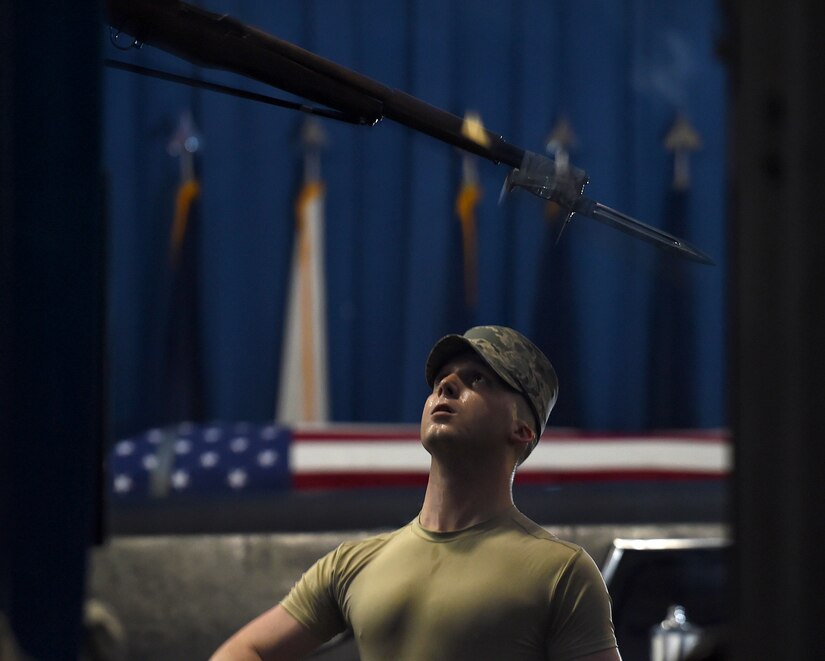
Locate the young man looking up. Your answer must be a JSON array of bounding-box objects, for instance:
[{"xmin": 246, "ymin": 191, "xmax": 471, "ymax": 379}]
[{"xmin": 212, "ymin": 326, "xmax": 621, "ymax": 661}]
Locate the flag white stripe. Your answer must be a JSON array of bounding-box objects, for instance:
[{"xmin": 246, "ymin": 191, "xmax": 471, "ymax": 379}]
[{"xmin": 291, "ymin": 440, "xmax": 730, "ymax": 474}]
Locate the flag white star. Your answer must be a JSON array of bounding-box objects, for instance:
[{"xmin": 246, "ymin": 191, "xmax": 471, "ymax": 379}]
[
  {"xmin": 204, "ymin": 427, "xmax": 222, "ymax": 443},
  {"xmin": 230, "ymin": 437, "xmax": 249, "ymax": 453},
  {"xmin": 115, "ymin": 440, "xmax": 135, "ymax": 456},
  {"xmin": 260, "ymin": 425, "xmax": 277, "ymax": 440},
  {"xmin": 200, "ymin": 451, "xmax": 220, "ymax": 468},
  {"xmin": 171, "ymin": 469, "xmax": 190, "ymax": 490},
  {"xmin": 147, "ymin": 429, "xmax": 164, "ymax": 444},
  {"xmin": 142, "ymin": 454, "xmax": 159, "ymax": 470},
  {"xmin": 113, "ymin": 474, "xmax": 133, "ymax": 493},
  {"xmin": 174, "ymin": 439, "xmax": 193, "ymax": 455},
  {"xmin": 227, "ymin": 468, "xmax": 248, "ymax": 489},
  {"xmin": 257, "ymin": 449, "xmax": 279, "ymax": 467}
]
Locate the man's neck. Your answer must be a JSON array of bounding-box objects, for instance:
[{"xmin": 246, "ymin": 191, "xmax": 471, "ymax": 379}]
[{"xmin": 418, "ymin": 459, "xmax": 515, "ymax": 532}]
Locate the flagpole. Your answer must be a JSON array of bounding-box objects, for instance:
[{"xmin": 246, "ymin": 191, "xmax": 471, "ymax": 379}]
[{"xmin": 155, "ymin": 111, "xmax": 205, "ymax": 496}]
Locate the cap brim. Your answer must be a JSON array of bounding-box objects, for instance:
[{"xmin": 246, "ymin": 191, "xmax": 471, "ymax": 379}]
[
  {"xmin": 425, "ymin": 335, "xmax": 475, "ymax": 386},
  {"xmin": 425, "ymin": 334, "xmax": 520, "ymax": 394}
]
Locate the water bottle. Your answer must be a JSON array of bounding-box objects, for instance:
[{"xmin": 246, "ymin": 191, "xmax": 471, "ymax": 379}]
[{"xmin": 649, "ymin": 604, "xmax": 702, "ymax": 661}]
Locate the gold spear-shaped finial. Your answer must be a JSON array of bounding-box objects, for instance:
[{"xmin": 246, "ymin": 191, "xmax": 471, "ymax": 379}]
[
  {"xmin": 545, "ymin": 114, "xmax": 578, "ymax": 171},
  {"xmin": 461, "ymin": 110, "xmax": 491, "ymax": 149},
  {"xmin": 300, "ymin": 116, "xmax": 327, "ymax": 184},
  {"xmin": 664, "ymin": 113, "xmax": 702, "ymax": 191},
  {"xmin": 544, "ymin": 115, "xmax": 578, "ymax": 223}
]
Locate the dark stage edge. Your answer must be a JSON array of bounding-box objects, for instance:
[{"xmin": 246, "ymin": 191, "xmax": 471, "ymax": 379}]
[{"xmin": 107, "ymin": 479, "xmax": 729, "ymax": 535}]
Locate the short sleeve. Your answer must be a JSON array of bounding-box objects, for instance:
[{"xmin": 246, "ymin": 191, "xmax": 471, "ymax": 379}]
[
  {"xmin": 280, "ymin": 547, "xmax": 348, "ymax": 643},
  {"xmin": 545, "ymin": 548, "xmax": 618, "ymax": 660}
]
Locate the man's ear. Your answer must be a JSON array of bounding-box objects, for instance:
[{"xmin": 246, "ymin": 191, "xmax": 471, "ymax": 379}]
[{"xmin": 509, "ymin": 417, "xmax": 535, "ymax": 451}]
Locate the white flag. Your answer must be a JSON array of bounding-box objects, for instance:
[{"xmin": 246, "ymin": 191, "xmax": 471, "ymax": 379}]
[{"xmin": 276, "ymin": 179, "xmax": 330, "ymax": 423}]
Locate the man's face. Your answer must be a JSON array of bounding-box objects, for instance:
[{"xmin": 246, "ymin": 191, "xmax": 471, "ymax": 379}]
[{"xmin": 420, "ymin": 351, "xmax": 521, "ymax": 460}]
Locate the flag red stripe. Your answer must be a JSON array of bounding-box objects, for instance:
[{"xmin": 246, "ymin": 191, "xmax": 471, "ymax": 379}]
[
  {"xmin": 293, "ymin": 469, "xmax": 727, "ymax": 490},
  {"xmin": 292, "ymin": 430, "xmax": 729, "ymax": 444}
]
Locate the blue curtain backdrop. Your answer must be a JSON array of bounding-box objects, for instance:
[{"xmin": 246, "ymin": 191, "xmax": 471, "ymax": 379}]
[{"xmin": 104, "ymin": 0, "xmax": 727, "ymax": 439}]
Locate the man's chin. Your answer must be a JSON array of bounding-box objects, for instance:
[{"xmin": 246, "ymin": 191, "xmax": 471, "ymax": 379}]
[
  {"xmin": 420, "ymin": 424, "xmax": 468, "ymax": 454},
  {"xmin": 421, "ymin": 424, "xmax": 449, "ymax": 443}
]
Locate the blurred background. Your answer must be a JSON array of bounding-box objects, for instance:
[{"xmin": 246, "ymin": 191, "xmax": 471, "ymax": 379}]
[{"xmin": 4, "ymin": 1, "xmax": 824, "ymax": 659}]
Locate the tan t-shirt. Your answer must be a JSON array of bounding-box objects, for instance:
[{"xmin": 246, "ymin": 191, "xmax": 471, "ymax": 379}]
[{"xmin": 281, "ymin": 506, "xmax": 617, "ymax": 660}]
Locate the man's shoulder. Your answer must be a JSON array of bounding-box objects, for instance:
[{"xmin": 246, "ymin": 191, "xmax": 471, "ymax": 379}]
[
  {"xmin": 329, "ymin": 524, "xmax": 410, "ymax": 566},
  {"xmin": 503, "ymin": 508, "xmax": 584, "ymax": 557}
]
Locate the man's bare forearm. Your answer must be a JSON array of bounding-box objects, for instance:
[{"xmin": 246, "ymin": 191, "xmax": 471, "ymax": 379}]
[
  {"xmin": 209, "ymin": 605, "xmax": 321, "ymax": 661},
  {"xmin": 209, "ymin": 640, "xmax": 265, "ymax": 661}
]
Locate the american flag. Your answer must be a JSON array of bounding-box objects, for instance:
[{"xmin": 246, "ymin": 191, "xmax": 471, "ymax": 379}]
[
  {"xmin": 110, "ymin": 422, "xmax": 290, "ymax": 500},
  {"xmin": 110, "ymin": 423, "xmax": 730, "ymax": 500}
]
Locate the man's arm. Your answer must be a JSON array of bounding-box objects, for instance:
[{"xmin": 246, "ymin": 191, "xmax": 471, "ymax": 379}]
[{"xmin": 210, "ymin": 604, "xmax": 323, "ymax": 661}]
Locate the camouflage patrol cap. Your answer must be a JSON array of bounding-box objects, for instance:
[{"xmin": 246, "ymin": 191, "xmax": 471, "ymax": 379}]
[{"xmin": 425, "ymin": 325, "xmax": 559, "ymax": 463}]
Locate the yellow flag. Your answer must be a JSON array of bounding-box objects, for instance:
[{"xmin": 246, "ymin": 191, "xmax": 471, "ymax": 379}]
[{"xmin": 455, "ymin": 177, "xmax": 481, "ymax": 309}]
